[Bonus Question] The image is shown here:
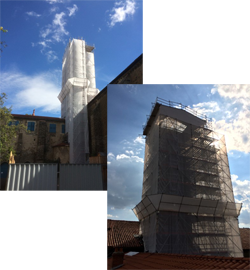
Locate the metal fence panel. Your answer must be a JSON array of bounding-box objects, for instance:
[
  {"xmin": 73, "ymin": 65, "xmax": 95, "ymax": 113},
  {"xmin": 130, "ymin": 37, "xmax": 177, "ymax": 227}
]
[
  {"xmin": 59, "ymin": 164, "xmax": 103, "ymax": 190},
  {"xmin": 7, "ymin": 164, "xmax": 58, "ymax": 190}
]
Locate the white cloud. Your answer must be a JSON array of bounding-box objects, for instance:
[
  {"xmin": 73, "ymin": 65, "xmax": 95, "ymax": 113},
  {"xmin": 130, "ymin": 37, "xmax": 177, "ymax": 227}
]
[
  {"xmin": 67, "ymin": 4, "xmax": 78, "ymax": 17},
  {"xmin": 131, "ymin": 156, "xmax": 143, "ymax": 163},
  {"xmin": 39, "ymin": 12, "xmax": 68, "ymax": 44},
  {"xmin": 109, "ymin": 0, "xmax": 136, "ymax": 27},
  {"xmin": 134, "ymin": 136, "xmax": 144, "ymax": 144},
  {"xmin": 98, "ymin": 27, "xmax": 101, "ymax": 32},
  {"xmin": 192, "ymin": 101, "xmax": 220, "ymax": 115},
  {"xmin": 216, "ymin": 84, "xmax": 250, "ymax": 103},
  {"xmin": 32, "ymin": 40, "xmax": 57, "ymax": 62},
  {"xmin": 193, "ymin": 85, "xmax": 250, "ymax": 153},
  {"xmin": 125, "ymin": 150, "xmax": 134, "ymax": 155},
  {"xmin": 26, "ymin": 11, "xmax": 41, "ymax": 17},
  {"xmin": 52, "ymin": 12, "xmax": 69, "ymax": 41},
  {"xmin": 1, "ymin": 70, "xmax": 61, "ymax": 114},
  {"xmin": 231, "ymin": 174, "xmax": 250, "ymax": 227},
  {"xmin": 211, "ymin": 87, "xmax": 217, "ymax": 94},
  {"xmin": 45, "ymin": 0, "xmax": 64, "ymax": 4},
  {"xmin": 107, "ymin": 214, "xmax": 119, "ymax": 218},
  {"xmin": 45, "ymin": 50, "xmax": 58, "ymax": 62},
  {"xmin": 38, "ymin": 41, "xmax": 50, "ymax": 49},
  {"xmin": 50, "ymin": 7, "xmax": 59, "ymax": 13},
  {"xmin": 108, "ymin": 153, "xmax": 115, "ymax": 160},
  {"xmin": 116, "ymin": 153, "xmax": 143, "ymax": 163},
  {"xmin": 212, "ymin": 85, "xmax": 250, "ymax": 153},
  {"xmin": 40, "ymin": 27, "xmax": 52, "ymax": 39},
  {"xmin": 117, "ymin": 154, "xmax": 130, "ymax": 160}
]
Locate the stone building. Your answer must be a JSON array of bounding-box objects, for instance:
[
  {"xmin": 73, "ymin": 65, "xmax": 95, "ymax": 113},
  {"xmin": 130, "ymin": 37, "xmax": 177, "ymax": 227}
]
[
  {"xmin": 2, "ymin": 54, "xmax": 142, "ymax": 165},
  {"xmin": 87, "ymin": 54, "xmax": 142, "ymax": 158},
  {"xmin": 11, "ymin": 114, "xmax": 69, "ymax": 164},
  {"xmin": 109, "ymin": 54, "xmax": 142, "ymax": 84}
]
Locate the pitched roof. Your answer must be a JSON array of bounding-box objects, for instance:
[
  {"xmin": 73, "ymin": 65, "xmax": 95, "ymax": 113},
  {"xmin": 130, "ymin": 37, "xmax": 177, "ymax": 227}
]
[
  {"xmin": 108, "ymin": 220, "xmax": 250, "ymax": 251},
  {"xmin": 12, "ymin": 114, "xmax": 65, "ymax": 122},
  {"xmin": 240, "ymin": 228, "xmax": 250, "ymax": 250},
  {"xmin": 108, "ymin": 252, "xmax": 250, "ymax": 269},
  {"xmin": 108, "ymin": 219, "xmax": 142, "ymax": 248},
  {"xmin": 108, "ymin": 54, "xmax": 142, "ymax": 85}
]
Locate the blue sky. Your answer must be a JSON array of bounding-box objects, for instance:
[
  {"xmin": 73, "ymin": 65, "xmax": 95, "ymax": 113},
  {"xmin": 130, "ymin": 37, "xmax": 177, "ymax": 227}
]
[
  {"xmin": 0, "ymin": 0, "xmax": 142, "ymax": 117},
  {"xmin": 107, "ymin": 84, "xmax": 250, "ymax": 228}
]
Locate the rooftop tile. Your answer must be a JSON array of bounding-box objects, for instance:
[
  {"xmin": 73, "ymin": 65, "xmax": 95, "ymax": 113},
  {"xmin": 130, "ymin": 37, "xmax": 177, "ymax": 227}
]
[{"xmin": 108, "ymin": 252, "xmax": 250, "ymax": 269}]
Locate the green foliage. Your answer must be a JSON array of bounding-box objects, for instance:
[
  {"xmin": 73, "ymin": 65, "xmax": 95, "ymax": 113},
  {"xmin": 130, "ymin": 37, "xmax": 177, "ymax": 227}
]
[
  {"xmin": 0, "ymin": 93, "xmax": 25, "ymax": 163},
  {"xmin": 0, "ymin": 26, "xmax": 8, "ymax": 54},
  {"xmin": 0, "ymin": 27, "xmax": 8, "ymax": 33}
]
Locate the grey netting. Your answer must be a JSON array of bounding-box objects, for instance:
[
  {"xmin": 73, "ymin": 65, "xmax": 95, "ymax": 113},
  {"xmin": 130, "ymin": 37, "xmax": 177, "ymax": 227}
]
[{"xmin": 133, "ymin": 100, "xmax": 243, "ymax": 257}]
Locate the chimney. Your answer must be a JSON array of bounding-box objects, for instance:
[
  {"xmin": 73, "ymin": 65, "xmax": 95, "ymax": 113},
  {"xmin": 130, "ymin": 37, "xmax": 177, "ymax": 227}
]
[
  {"xmin": 32, "ymin": 109, "xmax": 35, "ymax": 116},
  {"xmin": 112, "ymin": 247, "xmax": 124, "ymax": 269}
]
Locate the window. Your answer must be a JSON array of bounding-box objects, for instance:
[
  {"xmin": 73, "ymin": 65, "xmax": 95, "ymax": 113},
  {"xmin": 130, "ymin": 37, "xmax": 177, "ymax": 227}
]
[
  {"xmin": 8, "ymin": 121, "xmax": 19, "ymax": 126},
  {"xmin": 49, "ymin": 123, "xmax": 56, "ymax": 133},
  {"xmin": 27, "ymin": 122, "xmax": 35, "ymax": 131},
  {"xmin": 62, "ymin": 124, "xmax": 65, "ymax": 134}
]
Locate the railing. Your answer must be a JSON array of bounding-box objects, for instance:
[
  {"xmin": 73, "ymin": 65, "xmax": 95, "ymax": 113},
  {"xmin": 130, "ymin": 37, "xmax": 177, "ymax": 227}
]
[{"xmin": 143, "ymin": 97, "xmax": 213, "ymax": 132}]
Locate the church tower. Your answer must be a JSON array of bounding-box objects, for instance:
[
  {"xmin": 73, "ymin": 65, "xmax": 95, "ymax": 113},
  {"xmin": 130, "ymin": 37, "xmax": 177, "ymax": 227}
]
[
  {"xmin": 133, "ymin": 98, "xmax": 243, "ymax": 257},
  {"xmin": 58, "ymin": 39, "xmax": 99, "ymax": 164}
]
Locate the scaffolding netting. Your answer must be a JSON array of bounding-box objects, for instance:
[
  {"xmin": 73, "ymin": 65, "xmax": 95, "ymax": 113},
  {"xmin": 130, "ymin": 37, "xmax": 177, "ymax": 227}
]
[
  {"xmin": 58, "ymin": 39, "xmax": 99, "ymax": 164},
  {"xmin": 133, "ymin": 100, "xmax": 243, "ymax": 257}
]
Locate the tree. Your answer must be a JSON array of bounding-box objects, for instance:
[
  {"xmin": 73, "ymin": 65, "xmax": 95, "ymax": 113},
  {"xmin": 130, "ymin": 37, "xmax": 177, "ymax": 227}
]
[
  {"xmin": 0, "ymin": 26, "xmax": 8, "ymax": 54},
  {"xmin": 0, "ymin": 93, "xmax": 25, "ymax": 163}
]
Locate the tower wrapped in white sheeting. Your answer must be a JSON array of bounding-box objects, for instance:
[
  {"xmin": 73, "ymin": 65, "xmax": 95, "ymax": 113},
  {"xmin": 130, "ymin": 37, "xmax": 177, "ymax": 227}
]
[{"xmin": 58, "ymin": 39, "xmax": 99, "ymax": 164}]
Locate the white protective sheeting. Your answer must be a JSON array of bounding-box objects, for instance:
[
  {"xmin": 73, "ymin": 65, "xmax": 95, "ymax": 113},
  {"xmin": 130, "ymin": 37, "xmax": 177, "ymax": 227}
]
[
  {"xmin": 133, "ymin": 194, "xmax": 242, "ymax": 220},
  {"xmin": 6, "ymin": 164, "xmax": 57, "ymax": 190},
  {"xmin": 58, "ymin": 39, "xmax": 99, "ymax": 164},
  {"xmin": 86, "ymin": 52, "xmax": 96, "ymax": 88}
]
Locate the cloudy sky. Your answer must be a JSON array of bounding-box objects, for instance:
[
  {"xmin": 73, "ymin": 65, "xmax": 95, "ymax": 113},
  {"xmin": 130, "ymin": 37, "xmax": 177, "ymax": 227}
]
[
  {"xmin": 1, "ymin": 0, "xmax": 142, "ymax": 117},
  {"xmin": 107, "ymin": 84, "xmax": 250, "ymax": 228}
]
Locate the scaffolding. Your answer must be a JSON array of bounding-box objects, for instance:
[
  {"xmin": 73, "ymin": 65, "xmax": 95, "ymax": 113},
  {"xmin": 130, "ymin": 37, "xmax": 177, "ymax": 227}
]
[
  {"xmin": 133, "ymin": 98, "xmax": 243, "ymax": 257},
  {"xmin": 58, "ymin": 39, "xmax": 99, "ymax": 164}
]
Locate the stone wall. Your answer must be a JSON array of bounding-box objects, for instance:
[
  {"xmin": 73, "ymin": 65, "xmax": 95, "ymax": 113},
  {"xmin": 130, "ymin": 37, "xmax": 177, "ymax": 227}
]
[
  {"xmin": 12, "ymin": 115, "xmax": 69, "ymax": 163},
  {"xmin": 88, "ymin": 89, "xmax": 107, "ymax": 157}
]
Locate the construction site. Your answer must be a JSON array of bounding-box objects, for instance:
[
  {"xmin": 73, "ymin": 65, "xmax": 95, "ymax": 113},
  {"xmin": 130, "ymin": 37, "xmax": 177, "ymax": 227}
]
[{"xmin": 133, "ymin": 98, "xmax": 243, "ymax": 257}]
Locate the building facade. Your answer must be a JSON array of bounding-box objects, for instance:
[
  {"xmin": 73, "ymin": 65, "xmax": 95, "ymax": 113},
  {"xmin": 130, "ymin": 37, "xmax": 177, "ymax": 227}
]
[
  {"xmin": 133, "ymin": 98, "xmax": 243, "ymax": 257},
  {"xmin": 10, "ymin": 114, "xmax": 69, "ymax": 163}
]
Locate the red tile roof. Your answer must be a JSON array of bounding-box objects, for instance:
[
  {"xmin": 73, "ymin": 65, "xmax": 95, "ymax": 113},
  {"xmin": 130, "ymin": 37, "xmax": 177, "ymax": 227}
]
[
  {"xmin": 12, "ymin": 114, "xmax": 65, "ymax": 122},
  {"xmin": 108, "ymin": 252, "xmax": 250, "ymax": 269},
  {"xmin": 108, "ymin": 220, "xmax": 250, "ymax": 251},
  {"xmin": 108, "ymin": 219, "xmax": 142, "ymax": 248}
]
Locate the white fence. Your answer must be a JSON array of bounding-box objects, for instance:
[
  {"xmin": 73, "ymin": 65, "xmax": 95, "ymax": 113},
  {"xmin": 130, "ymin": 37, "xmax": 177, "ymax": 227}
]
[{"xmin": 6, "ymin": 164, "xmax": 104, "ymax": 191}]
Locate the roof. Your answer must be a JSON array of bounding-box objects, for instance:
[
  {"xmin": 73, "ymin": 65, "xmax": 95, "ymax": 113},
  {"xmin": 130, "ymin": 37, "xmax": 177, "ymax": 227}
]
[
  {"xmin": 12, "ymin": 114, "xmax": 65, "ymax": 122},
  {"xmin": 109, "ymin": 54, "xmax": 142, "ymax": 85},
  {"xmin": 108, "ymin": 252, "xmax": 250, "ymax": 269},
  {"xmin": 108, "ymin": 219, "xmax": 142, "ymax": 248},
  {"xmin": 143, "ymin": 102, "xmax": 207, "ymax": 135},
  {"xmin": 108, "ymin": 220, "xmax": 250, "ymax": 251},
  {"xmin": 240, "ymin": 228, "xmax": 250, "ymax": 250},
  {"xmin": 88, "ymin": 54, "xmax": 142, "ymax": 108},
  {"xmin": 52, "ymin": 142, "xmax": 69, "ymax": 148}
]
